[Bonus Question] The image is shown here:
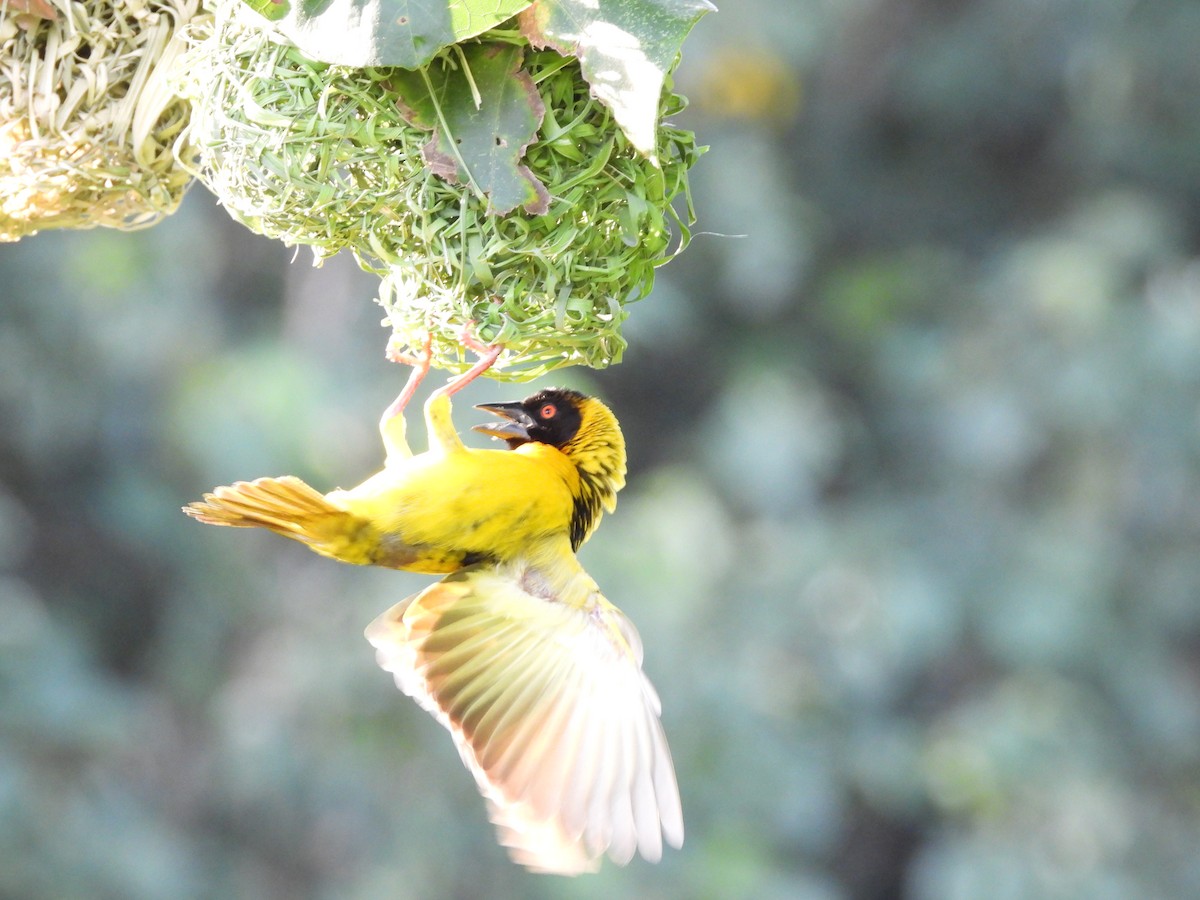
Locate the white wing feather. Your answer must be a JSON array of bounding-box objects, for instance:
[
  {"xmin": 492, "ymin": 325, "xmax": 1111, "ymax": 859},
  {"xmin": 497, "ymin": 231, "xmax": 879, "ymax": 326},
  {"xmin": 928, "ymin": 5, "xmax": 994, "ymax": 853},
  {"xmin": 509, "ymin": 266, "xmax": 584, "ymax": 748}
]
[{"xmin": 364, "ymin": 562, "xmax": 682, "ymax": 875}]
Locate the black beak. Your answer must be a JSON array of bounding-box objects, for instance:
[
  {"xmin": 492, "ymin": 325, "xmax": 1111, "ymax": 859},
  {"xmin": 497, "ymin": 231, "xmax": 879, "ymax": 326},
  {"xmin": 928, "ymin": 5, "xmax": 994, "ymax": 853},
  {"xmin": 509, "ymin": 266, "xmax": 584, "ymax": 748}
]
[{"xmin": 473, "ymin": 401, "xmax": 534, "ymax": 442}]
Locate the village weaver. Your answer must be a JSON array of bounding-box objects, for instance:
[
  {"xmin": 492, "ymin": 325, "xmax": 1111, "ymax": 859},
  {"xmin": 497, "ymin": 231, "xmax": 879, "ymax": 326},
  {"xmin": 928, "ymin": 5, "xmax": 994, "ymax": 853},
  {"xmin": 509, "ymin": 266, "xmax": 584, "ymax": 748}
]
[
  {"xmin": 183, "ymin": 345, "xmax": 681, "ymax": 873},
  {"xmin": 182, "ymin": 340, "xmax": 624, "ymax": 572}
]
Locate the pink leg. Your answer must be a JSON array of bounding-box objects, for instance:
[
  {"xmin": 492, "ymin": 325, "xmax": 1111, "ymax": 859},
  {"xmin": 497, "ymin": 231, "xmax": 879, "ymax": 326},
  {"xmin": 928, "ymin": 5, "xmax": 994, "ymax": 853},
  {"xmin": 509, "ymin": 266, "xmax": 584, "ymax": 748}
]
[
  {"xmin": 382, "ymin": 333, "xmax": 433, "ymax": 421},
  {"xmin": 430, "ymin": 324, "xmax": 502, "ymax": 398}
]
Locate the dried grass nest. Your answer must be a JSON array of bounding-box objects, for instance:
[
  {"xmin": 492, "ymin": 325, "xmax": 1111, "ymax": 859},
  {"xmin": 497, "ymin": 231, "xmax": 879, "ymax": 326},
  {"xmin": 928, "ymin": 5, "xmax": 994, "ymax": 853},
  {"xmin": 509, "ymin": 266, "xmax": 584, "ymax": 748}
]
[{"xmin": 0, "ymin": 0, "xmax": 198, "ymax": 242}]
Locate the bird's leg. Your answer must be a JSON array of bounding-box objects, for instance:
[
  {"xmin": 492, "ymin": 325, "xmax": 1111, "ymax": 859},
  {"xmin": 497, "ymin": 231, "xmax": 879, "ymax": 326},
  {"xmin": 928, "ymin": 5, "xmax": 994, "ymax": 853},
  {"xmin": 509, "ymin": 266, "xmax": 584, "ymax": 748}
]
[
  {"xmin": 425, "ymin": 325, "xmax": 503, "ymax": 453},
  {"xmin": 380, "ymin": 334, "xmax": 433, "ymax": 464},
  {"xmin": 430, "ymin": 323, "xmax": 503, "ymax": 399}
]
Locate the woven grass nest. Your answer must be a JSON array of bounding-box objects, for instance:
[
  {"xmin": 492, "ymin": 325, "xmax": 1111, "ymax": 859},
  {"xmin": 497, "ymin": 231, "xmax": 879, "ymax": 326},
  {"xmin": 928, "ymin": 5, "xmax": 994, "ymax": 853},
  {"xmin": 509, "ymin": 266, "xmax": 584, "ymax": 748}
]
[
  {"xmin": 179, "ymin": 3, "xmax": 702, "ymax": 380},
  {"xmin": 0, "ymin": 0, "xmax": 198, "ymax": 241}
]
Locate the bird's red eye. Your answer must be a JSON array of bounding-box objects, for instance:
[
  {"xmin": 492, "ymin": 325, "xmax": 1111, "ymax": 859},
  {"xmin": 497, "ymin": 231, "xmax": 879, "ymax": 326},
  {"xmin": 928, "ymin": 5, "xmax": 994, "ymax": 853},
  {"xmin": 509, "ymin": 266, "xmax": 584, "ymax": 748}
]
[{"xmin": 540, "ymin": 403, "xmax": 557, "ymax": 419}]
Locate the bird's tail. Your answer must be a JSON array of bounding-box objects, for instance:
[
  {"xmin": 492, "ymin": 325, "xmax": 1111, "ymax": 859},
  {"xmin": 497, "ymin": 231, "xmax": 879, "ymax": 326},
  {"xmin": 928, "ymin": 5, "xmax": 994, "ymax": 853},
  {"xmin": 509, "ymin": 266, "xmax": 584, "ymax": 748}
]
[{"xmin": 183, "ymin": 476, "xmax": 369, "ymax": 563}]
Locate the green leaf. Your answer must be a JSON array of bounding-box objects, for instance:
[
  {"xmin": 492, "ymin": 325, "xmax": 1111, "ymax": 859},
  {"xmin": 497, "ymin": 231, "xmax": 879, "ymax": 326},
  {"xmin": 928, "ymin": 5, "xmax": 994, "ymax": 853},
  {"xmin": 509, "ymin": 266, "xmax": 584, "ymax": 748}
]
[
  {"xmin": 241, "ymin": 0, "xmax": 287, "ymax": 22},
  {"xmin": 239, "ymin": 0, "xmax": 536, "ymax": 68},
  {"xmin": 519, "ymin": 0, "xmax": 715, "ymax": 159},
  {"xmin": 391, "ymin": 43, "xmax": 551, "ymax": 215}
]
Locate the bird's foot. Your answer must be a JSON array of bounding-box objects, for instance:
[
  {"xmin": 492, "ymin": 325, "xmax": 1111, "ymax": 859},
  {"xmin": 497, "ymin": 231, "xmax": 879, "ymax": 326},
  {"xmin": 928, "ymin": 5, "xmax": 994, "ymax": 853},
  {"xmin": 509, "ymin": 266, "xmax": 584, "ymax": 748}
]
[{"xmin": 431, "ymin": 323, "xmax": 503, "ymax": 398}]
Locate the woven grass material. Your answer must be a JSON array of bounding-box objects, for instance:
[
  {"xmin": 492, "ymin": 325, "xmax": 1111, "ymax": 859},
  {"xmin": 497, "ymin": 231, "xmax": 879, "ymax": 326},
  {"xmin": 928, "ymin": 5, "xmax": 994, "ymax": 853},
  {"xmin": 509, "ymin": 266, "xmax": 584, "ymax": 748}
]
[
  {"xmin": 179, "ymin": 2, "xmax": 700, "ymax": 380},
  {"xmin": 0, "ymin": 0, "xmax": 199, "ymax": 242}
]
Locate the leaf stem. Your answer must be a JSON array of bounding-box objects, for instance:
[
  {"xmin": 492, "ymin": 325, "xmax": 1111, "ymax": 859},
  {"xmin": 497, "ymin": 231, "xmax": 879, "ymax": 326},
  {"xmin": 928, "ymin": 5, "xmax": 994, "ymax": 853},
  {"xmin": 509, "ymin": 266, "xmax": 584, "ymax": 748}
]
[{"xmin": 452, "ymin": 44, "xmax": 483, "ymax": 110}]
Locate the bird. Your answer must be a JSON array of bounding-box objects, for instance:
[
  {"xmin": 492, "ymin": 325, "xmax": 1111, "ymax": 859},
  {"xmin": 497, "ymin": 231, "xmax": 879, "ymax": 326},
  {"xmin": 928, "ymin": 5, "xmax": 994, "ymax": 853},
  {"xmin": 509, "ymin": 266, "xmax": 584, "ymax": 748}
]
[
  {"xmin": 182, "ymin": 345, "xmax": 626, "ymax": 574},
  {"xmin": 366, "ymin": 553, "xmax": 683, "ymax": 874},
  {"xmin": 184, "ymin": 341, "xmax": 681, "ymax": 873}
]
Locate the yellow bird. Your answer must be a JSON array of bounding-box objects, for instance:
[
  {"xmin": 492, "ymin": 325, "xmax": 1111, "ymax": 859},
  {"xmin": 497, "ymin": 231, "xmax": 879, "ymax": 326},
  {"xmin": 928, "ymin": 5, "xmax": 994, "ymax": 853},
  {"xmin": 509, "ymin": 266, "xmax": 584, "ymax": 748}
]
[
  {"xmin": 184, "ymin": 355, "xmax": 682, "ymax": 872},
  {"xmin": 183, "ymin": 350, "xmax": 625, "ymax": 573}
]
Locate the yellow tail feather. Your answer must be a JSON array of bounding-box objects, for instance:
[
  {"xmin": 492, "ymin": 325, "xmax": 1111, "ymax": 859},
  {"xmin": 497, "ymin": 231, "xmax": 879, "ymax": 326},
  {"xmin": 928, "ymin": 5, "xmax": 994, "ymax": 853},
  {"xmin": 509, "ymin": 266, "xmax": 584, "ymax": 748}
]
[{"xmin": 183, "ymin": 476, "xmax": 369, "ymax": 562}]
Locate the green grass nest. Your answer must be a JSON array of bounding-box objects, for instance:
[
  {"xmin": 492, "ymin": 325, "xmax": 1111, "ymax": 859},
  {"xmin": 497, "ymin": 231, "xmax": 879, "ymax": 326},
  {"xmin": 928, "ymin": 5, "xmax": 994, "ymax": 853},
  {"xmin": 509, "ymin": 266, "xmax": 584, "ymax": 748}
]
[
  {"xmin": 179, "ymin": 4, "xmax": 701, "ymax": 380},
  {"xmin": 0, "ymin": 0, "xmax": 197, "ymax": 242}
]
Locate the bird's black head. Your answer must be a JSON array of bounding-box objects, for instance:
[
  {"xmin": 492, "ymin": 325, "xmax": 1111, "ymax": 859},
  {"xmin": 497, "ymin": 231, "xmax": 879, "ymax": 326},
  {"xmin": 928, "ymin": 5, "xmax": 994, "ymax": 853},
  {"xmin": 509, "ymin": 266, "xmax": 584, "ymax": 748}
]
[
  {"xmin": 473, "ymin": 388, "xmax": 587, "ymax": 449},
  {"xmin": 476, "ymin": 387, "xmax": 626, "ymax": 549}
]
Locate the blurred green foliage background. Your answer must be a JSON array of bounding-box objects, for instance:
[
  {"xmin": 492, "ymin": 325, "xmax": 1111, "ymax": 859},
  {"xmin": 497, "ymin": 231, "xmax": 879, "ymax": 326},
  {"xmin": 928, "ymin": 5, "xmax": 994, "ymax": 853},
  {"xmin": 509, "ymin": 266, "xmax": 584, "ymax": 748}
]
[{"xmin": 4, "ymin": 0, "xmax": 1200, "ymax": 897}]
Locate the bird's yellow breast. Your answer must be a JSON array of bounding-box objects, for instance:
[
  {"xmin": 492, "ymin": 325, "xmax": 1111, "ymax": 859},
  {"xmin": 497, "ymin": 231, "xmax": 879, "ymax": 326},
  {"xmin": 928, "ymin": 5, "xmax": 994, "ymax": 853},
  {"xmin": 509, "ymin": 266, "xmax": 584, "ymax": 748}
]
[{"xmin": 329, "ymin": 443, "xmax": 580, "ymax": 567}]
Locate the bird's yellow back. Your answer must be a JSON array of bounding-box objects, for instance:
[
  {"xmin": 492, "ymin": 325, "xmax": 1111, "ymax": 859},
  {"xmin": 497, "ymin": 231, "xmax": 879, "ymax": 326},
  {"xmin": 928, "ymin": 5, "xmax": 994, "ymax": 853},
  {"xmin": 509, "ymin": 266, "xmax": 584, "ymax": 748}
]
[
  {"xmin": 331, "ymin": 442, "xmax": 581, "ymax": 570},
  {"xmin": 185, "ymin": 388, "xmax": 627, "ymax": 574}
]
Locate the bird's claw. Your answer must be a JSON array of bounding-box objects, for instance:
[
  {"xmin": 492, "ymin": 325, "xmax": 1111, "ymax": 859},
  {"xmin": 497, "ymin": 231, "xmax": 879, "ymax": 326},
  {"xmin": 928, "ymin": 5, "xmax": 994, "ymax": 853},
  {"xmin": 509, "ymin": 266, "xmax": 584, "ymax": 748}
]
[
  {"xmin": 457, "ymin": 322, "xmax": 496, "ymax": 357},
  {"xmin": 432, "ymin": 323, "xmax": 503, "ymax": 398},
  {"xmin": 386, "ymin": 332, "xmax": 434, "ymax": 369}
]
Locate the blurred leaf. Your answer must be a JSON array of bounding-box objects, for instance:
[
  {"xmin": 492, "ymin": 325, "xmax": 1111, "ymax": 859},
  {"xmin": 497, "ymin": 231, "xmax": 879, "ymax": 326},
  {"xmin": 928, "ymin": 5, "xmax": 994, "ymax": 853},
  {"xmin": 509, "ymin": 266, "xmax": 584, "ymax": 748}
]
[
  {"xmin": 519, "ymin": 0, "xmax": 716, "ymax": 157},
  {"xmin": 239, "ymin": 0, "xmax": 535, "ymax": 67}
]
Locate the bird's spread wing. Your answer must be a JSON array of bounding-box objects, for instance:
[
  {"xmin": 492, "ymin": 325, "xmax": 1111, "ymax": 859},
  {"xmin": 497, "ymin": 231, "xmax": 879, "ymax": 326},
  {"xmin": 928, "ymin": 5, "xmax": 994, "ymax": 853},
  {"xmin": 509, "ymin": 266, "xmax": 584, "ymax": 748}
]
[{"xmin": 364, "ymin": 564, "xmax": 682, "ymax": 875}]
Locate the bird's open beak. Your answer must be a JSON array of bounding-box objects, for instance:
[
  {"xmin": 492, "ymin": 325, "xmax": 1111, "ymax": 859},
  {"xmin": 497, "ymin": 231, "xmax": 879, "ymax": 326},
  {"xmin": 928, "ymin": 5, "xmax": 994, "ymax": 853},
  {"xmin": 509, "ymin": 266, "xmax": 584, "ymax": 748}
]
[{"xmin": 473, "ymin": 402, "xmax": 535, "ymax": 442}]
